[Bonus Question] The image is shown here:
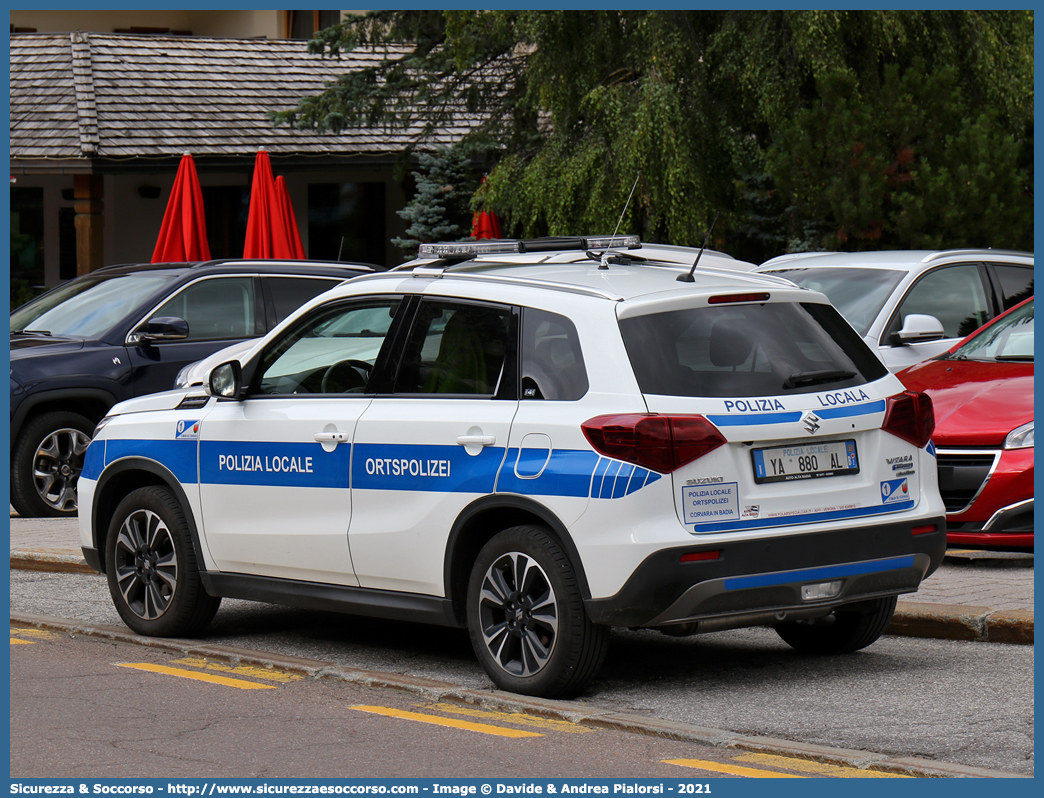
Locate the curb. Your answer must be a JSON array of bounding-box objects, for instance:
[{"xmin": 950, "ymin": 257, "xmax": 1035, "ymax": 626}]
[
  {"xmin": 890, "ymin": 601, "xmax": 1033, "ymax": 645},
  {"xmin": 10, "ymin": 612, "xmax": 1031, "ymax": 779},
  {"xmin": 10, "ymin": 552, "xmax": 1035, "ymax": 645}
]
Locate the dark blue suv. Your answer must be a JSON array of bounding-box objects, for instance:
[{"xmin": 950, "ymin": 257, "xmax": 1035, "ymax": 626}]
[{"xmin": 10, "ymin": 258, "xmax": 376, "ymax": 517}]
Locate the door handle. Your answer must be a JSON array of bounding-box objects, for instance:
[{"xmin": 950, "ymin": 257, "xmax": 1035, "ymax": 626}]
[
  {"xmin": 456, "ymin": 434, "xmax": 496, "ymax": 447},
  {"xmin": 314, "ymin": 432, "xmax": 348, "ymax": 443}
]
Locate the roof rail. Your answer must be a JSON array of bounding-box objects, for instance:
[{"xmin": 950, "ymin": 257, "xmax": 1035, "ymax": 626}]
[{"xmin": 921, "ymin": 249, "xmax": 1034, "ymax": 263}]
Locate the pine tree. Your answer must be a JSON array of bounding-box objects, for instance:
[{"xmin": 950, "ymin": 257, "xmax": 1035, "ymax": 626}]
[{"xmin": 391, "ymin": 147, "xmax": 479, "ymax": 260}]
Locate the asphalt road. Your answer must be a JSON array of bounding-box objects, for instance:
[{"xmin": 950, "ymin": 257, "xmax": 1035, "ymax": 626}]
[
  {"xmin": 9, "ymin": 569, "xmax": 1034, "ymax": 776},
  {"xmin": 16, "ymin": 630, "xmax": 892, "ymax": 779}
]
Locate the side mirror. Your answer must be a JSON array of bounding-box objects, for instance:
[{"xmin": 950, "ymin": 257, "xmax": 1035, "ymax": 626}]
[
  {"xmin": 207, "ymin": 360, "xmax": 242, "ymax": 399},
  {"xmin": 893, "ymin": 314, "xmax": 946, "ymax": 344},
  {"xmin": 129, "ymin": 316, "xmax": 189, "ymax": 345}
]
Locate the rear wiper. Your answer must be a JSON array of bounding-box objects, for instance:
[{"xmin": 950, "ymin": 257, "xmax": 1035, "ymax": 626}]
[{"xmin": 782, "ymin": 369, "xmax": 856, "ymax": 389}]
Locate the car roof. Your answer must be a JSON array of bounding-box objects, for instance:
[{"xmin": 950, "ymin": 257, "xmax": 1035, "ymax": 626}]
[
  {"xmin": 758, "ymin": 249, "xmax": 1033, "ymax": 271},
  {"xmin": 346, "ymin": 237, "xmax": 801, "ymax": 305}
]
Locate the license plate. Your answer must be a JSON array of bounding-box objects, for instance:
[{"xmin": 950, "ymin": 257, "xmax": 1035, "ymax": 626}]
[{"xmin": 751, "ymin": 440, "xmax": 858, "ymax": 484}]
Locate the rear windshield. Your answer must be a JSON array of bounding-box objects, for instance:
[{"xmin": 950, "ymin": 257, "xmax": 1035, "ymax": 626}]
[{"xmin": 620, "ymin": 301, "xmax": 888, "ymax": 398}]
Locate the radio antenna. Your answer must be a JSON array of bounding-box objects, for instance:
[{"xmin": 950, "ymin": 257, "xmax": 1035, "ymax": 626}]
[
  {"xmin": 676, "ymin": 211, "xmax": 720, "ymax": 282},
  {"xmin": 597, "ymin": 173, "xmax": 641, "ymax": 269}
]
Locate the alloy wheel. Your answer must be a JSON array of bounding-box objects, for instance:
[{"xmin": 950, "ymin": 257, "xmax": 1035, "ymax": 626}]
[
  {"xmin": 32, "ymin": 426, "xmax": 91, "ymax": 512},
  {"xmin": 476, "ymin": 551, "xmax": 560, "ymax": 677},
  {"xmin": 113, "ymin": 508, "xmax": 179, "ymax": 621}
]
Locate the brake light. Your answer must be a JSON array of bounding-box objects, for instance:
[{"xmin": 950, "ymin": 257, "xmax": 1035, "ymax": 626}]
[
  {"xmin": 882, "ymin": 391, "xmax": 935, "ymax": 448},
  {"xmin": 708, "ymin": 293, "xmax": 770, "ymax": 304},
  {"xmin": 581, "ymin": 414, "xmax": 727, "ymax": 473}
]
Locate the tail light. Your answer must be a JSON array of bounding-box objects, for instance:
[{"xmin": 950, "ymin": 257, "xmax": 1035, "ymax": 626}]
[
  {"xmin": 882, "ymin": 391, "xmax": 935, "ymax": 448},
  {"xmin": 581, "ymin": 414, "xmax": 727, "ymax": 473}
]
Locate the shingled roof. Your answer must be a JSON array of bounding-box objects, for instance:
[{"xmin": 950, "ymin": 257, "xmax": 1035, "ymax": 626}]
[{"xmin": 10, "ymin": 32, "xmax": 476, "ymax": 163}]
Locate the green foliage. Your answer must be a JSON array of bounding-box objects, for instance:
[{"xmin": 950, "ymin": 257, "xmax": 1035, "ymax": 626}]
[
  {"xmin": 391, "ymin": 147, "xmax": 480, "ymax": 260},
  {"xmin": 276, "ymin": 10, "xmax": 1033, "ymax": 261}
]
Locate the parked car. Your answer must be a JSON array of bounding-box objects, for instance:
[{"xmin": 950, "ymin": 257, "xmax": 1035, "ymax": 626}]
[
  {"xmin": 10, "ymin": 258, "xmax": 376, "ymax": 517},
  {"xmin": 756, "ymin": 250, "xmax": 1033, "ymax": 372},
  {"xmin": 899, "ymin": 297, "xmax": 1033, "ymax": 551},
  {"xmin": 79, "ymin": 234, "xmax": 945, "ymax": 698}
]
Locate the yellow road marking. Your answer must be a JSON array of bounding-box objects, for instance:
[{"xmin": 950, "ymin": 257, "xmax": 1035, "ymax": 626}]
[
  {"xmin": 118, "ymin": 663, "xmax": 277, "ymax": 690},
  {"xmin": 352, "ymin": 705, "xmax": 542, "ymax": 738},
  {"xmin": 11, "ymin": 638, "xmax": 34, "ymax": 645},
  {"xmin": 736, "ymin": 753, "xmax": 911, "ymax": 778},
  {"xmin": 419, "ymin": 702, "xmax": 593, "ymax": 733},
  {"xmin": 665, "ymin": 759, "xmax": 805, "ymax": 778},
  {"xmin": 11, "ymin": 628, "xmax": 58, "ymax": 640},
  {"xmin": 170, "ymin": 657, "xmax": 302, "ymax": 683}
]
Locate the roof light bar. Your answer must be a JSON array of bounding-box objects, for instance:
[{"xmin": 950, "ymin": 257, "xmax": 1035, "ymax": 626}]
[
  {"xmin": 417, "ymin": 235, "xmax": 641, "ymax": 260},
  {"xmin": 418, "ymin": 241, "xmax": 522, "ymax": 258},
  {"xmin": 583, "ymin": 234, "xmax": 641, "ymax": 250}
]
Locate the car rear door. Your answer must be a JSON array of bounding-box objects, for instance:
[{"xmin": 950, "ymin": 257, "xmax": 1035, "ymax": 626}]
[{"xmin": 348, "ymin": 297, "xmax": 519, "ymax": 596}]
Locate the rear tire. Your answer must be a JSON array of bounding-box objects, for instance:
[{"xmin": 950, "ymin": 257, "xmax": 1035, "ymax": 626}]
[
  {"xmin": 466, "ymin": 525, "xmax": 609, "ymax": 698},
  {"xmin": 105, "ymin": 486, "xmax": 220, "ymax": 637},
  {"xmin": 774, "ymin": 595, "xmax": 897, "ymax": 654}
]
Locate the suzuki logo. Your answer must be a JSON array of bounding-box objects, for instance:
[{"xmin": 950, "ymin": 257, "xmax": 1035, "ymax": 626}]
[
  {"xmin": 802, "ymin": 412, "xmax": 821, "ymax": 435},
  {"xmin": 112, "ymin": 356, "xmax": 121, "ymax": 365}
]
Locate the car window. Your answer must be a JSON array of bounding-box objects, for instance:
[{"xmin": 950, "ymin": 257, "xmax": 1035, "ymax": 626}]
[
  {"xmin": 151, "ymin": 276, "xmax": 256, "ymax": 341},
  {"xmin": 892, "ymin": 264, "xmax": 989, "ymax": 339},
  {"xmin": 10, "ymin": 272, "xmax": 179, "ymax": 337},
  {"xmin": 764, "ymin": 267, "xmax": 904, "ymax": 336},
  {"xmin": 264, "ymin": 276, "xmax": 342, "ymax": 324},
  {"xmin": 951, "ymin": 299, "xmax": 1034, "ymax": 362},
  {"xmin": 619, "ymin": 301, "xmax": 887, "ymax": 398},
  {"xmin": 393, "ymin": 300, "xmax": 512, "ymax": 396},
  {"xmin": 521, "ymin": 308, "xmax": 588, "ymax": 400},
  {"xmin": 990, "ymin": 264, "xmax": 1034, "ymax": 311},
  {"xmin": 256, "ymin": 299, "xmax": 401, "ymax": 395}
]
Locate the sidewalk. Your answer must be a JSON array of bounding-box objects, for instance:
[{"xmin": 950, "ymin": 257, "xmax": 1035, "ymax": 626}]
[{"xmin": 9, "ymin": 515, "xmax": 1033, "ymax": 644}]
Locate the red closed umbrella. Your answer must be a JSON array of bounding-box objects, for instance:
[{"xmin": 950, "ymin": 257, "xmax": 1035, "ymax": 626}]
[
  {"xmin": 151, "ymin": 152, "xmax": 211, "ymax": 262},
  {"xmin": 243, "ymin": 148, "xmax": 299, "ymax": 259},
  {"xmin": 275, "ymin": 175, "xmax": 306, "ymax": 259},
  {"xmin": 471, "ymin": 210, "xmax": 503, "ymax": 240}
]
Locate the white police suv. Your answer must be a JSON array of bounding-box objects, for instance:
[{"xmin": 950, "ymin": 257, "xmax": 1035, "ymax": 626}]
[{"xmin": 79, "ymin": 236, "xmax": 946, "ymax": 698}]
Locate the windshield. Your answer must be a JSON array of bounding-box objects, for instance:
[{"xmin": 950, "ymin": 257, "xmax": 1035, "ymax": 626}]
[
  {"xmin": 950, "ymin": 299, "xmax": 1033, "ymax": 362},
  {"xmin": 764, "ymin": 267, "xmax": 905, "ymax": 336},
  {"xmin": 10, "ymin": 272, "xmax": 180, "ymax": 338}
]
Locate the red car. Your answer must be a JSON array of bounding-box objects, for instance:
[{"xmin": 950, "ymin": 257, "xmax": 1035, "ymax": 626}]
[{"xmin": 899, "ymin": 297, "xmax": 1033, "ymax": 550}]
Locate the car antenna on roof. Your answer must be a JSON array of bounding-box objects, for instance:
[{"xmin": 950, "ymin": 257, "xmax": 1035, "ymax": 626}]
[
  {"xmin": 594, "ymin": 173, "xmax": 641, "ymax": 270},
  {"xmin": 676, "ymin": 211, "xmax": 720, "ymax": 282}
]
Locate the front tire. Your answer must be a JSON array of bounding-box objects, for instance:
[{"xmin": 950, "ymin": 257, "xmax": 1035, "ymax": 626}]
[
  {"xmin": 11, "ymin": 410, "xmax": 93, "ymax": 517},
  {"xmin": 105, "ymin": 486, "xmax": 220, "ymax": 637},
  {"xmin": 774, "ymin": 595, "xmax": 898, "ymax": 655},
  {"xmin": 466, "ymin": 525, "xmax": 608, "ymax": 698}
]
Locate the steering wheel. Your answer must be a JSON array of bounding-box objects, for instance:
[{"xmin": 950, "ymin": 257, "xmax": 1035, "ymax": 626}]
[{"xmin": 320, "ymin": 359, "xmax": 372, "ymax": 393}]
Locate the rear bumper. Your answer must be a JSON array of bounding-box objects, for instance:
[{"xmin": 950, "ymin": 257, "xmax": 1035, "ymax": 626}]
[{"xmin": 584, "ymin": 516, "xmax": 946, "ymax": 628}]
